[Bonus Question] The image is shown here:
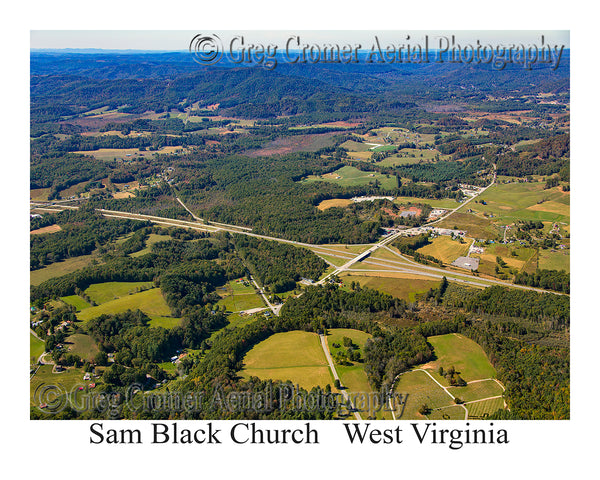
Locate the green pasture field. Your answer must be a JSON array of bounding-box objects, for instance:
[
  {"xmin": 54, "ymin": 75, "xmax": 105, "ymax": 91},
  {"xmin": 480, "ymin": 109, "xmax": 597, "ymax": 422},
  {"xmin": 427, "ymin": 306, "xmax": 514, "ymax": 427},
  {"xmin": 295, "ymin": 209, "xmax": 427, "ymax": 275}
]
[
  {"xmin": 340, "ymin": 140, "xmax": 372, "ymax": 152},
  {"xmin": 30, "ymin": 333, "xmax": 45, "ymax": 362},
  {"xmin": 327, "ymin": 328, "xmax": 371, "ymax": 358},
  {"xmin": 30, "ymin": 365, "xmax": 102, "ymax": 406},
  {"xmin": 448, "ymin": 379, "xmax": 504, "ymax": 403},
  {"xmin": 84, "ymin": 281, "xmax": 155, "ymax": 305},
  {"xmin": 76, "ymin": 288, "xmax": 172, "ymax": 323},
  {"xmin": 207, "ymin": 312, "xmax": 263, "ymax": 344},
  {"xmin": 30, "ymin": 187, "xmax": 52, "ymax": 201},
  {"xmin": 302, "ymin": 165, "xmax": 397, "ymax": 190},
  {"xmin": 377, "ymin": 148, "xmax": 449, "ymax": 167},
  {"xmin": 393, "ymin": 196, "xmax": 460, "ymax": 209},
  {"xmin": 416, "ymin": 235, "xmax": 470, "ymax": 264},
  {"xmin": 311, "ymin": 252, "xmax": 353, "ymax": 268},
  {"xmin": 72, "ymin": 146, "xmax": 187, "ymax": 161},
  {"xmin": 436, "ymin": 212, "xmax": 500, "ymax": 240},
  {"xmin": 215, "ymin": 279, "xmax": 265, "ymax": 313},
  {"xmin": 148, "ymin": 316, "xmax": 182, "ymax": 329},
  {"xmin": 64, "ymin": 333, "xmax": 100, "ymax": 362},
  {"xmin": 394, "ymin": 370, "xmax": 456, "ymax": 419},
  {"xmin": 340, "ymin": 273, "xmax": 439, "ymax": 302},
  {"xmin": 465, "ymin": 397, "xmax": 506, "ymax": 418},
  {"xmin": 471, "ymin": 182, "xmax": 570, "ymax": 225},
  {"xmin": 30, "ymin": 254, "xmax": 97, "ymax": 286},
  {"xmin": 392, "ymin": 334, "xmax": 504, "ymax": 419},
  {"xmin": 370, "ymin": 127, "xmax": 437, "ymax": 146},
  {"xmin": 324, "ymin": 328, "xmax": 389, "ymax": 419},
  {"xmin": 158, "ymin": 361, "xmax": 177, "ymax": 374},
  {"xmin": 216, "ymin": 293, "xmax": 265, "ymax": 313},
  {"xmin": 538, "ymin": 248, "xmax": 570, "ymax": 272},
  {"xmin": 426, "ymin": 405, "xmax": 468, "ymax": 420},
  {"xmin": 240, "ymin": 331, "xmax": 334, "ymax": 390},
  {"xmin": 60, "ymin": 295, "xmax": 91, "ymax": 311},
  {"xmin": 59, "ymin": 180, "xmax": 90, "ymax": 198},
  {"xmin": 472, "ymin": 243, "xmax": 537, "ymax": 276},
  {"xmin": 130, "ymin": 234, "xmax": 172, "ymax": 257},
  {"xmin": 426, "ymin": 333, "xmax": 497, "ymax": 384},
  {"xmin": 372, "ymin": 144, "xmax": 397, "ymax": 153}
]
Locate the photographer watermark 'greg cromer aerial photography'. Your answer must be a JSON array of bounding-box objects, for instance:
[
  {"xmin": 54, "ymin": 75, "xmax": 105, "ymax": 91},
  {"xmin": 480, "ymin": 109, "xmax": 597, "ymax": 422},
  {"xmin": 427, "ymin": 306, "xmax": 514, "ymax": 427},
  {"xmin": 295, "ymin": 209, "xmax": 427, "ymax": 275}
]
[{"xmin": 29, "ymin": 30, "xmax": 570, "ymax": 421}]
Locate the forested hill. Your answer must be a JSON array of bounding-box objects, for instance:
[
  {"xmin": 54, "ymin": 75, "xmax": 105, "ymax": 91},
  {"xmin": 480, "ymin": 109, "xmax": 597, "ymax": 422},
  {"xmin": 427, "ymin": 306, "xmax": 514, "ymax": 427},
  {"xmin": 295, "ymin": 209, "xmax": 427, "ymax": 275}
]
[{"xmin": 31, "ymin": 50, "xmax": 569, "ymax": 121}]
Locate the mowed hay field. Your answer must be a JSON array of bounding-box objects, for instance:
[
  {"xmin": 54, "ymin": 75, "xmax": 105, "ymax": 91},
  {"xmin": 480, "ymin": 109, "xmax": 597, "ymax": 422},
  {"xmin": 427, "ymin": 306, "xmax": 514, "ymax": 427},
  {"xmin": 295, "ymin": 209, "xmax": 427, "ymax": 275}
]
[
  {"xmin": 129, "ymin": 234, "xmax": 172, "ymax": 257},
  {"xmin": 341, "ymin": 273, "xmax": 439, "ymax": 302},
  {"xmin": 302, "ymin": 165, "xmax": 397, "ymax": 190},
  {"xmin": 472, "ymin": 243, "xmax": 537, "ymax": 276},
  {"xmin": 393, "ymin": 196, "xmax": 460, "ymax": 209},
  {"xmin": 425, "ymin": 333, "xmax": 497, "ymax": 383},
  {"xmin": 241, "ymin": 331, "xmax": 334, "ymax": 390},
  {"xmin": 77, "ymin": 287, "xmax": 172, "ymax": 323},
  {"xmin": 215, "ymin": 279, "xmax": 266, "ymax": 313},
  {"xmin": 30, "ymin": 333, "xmax": 45, "ymax": 362},
  {"xmin": 84, "ymin": 281, "xmax": 154, "ymax": 304},
  {"xmin": 60, "ymin": 295, "xmax": 91, "ymax": 311},
  {"xmin": 324, "ymin": 328, "xmax": 393, "ymax": 418},
  {"xmin": 64, "ymin": 333, "xmax": 100, "ymax": 362},
  {"xmin": 416, "ymin": 235, "xmax": 470, "ymax": 264},
  {"xmin": 472, "ymin": 182, "xmax": 570, "ymax": 224},
  {"xmin": 317, "ymin": 198, "xmax": 353, "ymax": 210},
  {"xmin": 73, "ymin": 146, "xmax": 187, "ymax": 161},
  {"xmin": 436, "ymin": 212, "xmax": 499, "ymax": 240},
  {"xmin": 538, "ymin": 248, "xmax": 570, "ymax": 272},
  {"xmin": 30, "ymin": 254, "xmax": 97, "ymax": 286},
  {"xmin": 392, "ymin": 333, "xmax": 505, "ymax": 420},
  {"xmin": 394, "ymin": 370, "xmax": 462, "ymax": 419}
]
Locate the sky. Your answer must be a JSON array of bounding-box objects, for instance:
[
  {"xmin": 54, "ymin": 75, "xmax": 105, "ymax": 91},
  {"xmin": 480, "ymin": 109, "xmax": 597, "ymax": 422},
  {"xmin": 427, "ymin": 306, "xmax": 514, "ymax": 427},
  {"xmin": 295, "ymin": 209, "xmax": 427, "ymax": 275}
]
[{"xmin": 30, "ymin": 30, "xmax": 570, "ymax": 51}]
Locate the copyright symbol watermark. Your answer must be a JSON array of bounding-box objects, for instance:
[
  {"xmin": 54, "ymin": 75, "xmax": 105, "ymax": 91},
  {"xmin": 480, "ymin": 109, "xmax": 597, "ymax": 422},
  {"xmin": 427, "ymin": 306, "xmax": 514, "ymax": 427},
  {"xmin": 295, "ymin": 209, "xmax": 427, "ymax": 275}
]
[
  {"xmin": 34, "ymin": 382, "xmax": 67, "ymax": 414},
  {"xmin": 189, "ymin": 34, "xmax": 223, "ymax": 65}
]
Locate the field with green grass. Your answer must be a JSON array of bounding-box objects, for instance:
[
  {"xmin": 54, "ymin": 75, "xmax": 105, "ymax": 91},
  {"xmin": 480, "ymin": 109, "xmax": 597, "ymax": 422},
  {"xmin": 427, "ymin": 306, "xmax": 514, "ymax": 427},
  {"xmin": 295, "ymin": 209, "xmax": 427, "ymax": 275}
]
[
  {"xmin": 60, "ymin": 295, "xmax": 91, "ymax": 311},
  {"xmin": 472, "ymin": 243, "xmax": 538, "ymax": 276},
  {"xmin": 426, "ymin": 333, "xmax": 497, "ymax": 383},
  {"xmin": 214, "ymin": 279, "xmax": 265, "ymax": 313},
  {"xmin": 148, "ymin": 316, "xmax": 182, "ymax": 329},
  {"xmin": 326, "ymin": 329, "xmax": 379, "ymax": 415},
  {"xmin": 391, "ymin": 333, "xmax": 504, "ymax": 420},
  {"xmin": 302, "ymin": 165, "xmax": 397, "ymax": 190},
  {"xmin": 471, "ymin": 182, "xmax": 570, "ymax": 225},
  {"xmin": 30, "ymin": 333, "xmax": 45, "ymax": 363},
  {"xmin": 64, "ymin": 333, "xmax": 100, "ymax": 362},
  {"xmin": 240, "ymin": 331, "xmax": 334, "ymax": 390},
  {"xmin": 340, "ymin": 273, "xmax": 439, "ymax": 302},
  {"xmin": 73, "ymin": 146, "xmax": 187, "ymax": 161},
  {"xmin": 436, "ymin": 212, "xmax": 500, "ymax": 240},
  {"xmin": 538, "ymin": 248, "xmax": 570, "ymax": 272},
  {"xmin": 84, "ymin": 281, "xmax": 155, "ymax": 305},
  {"xmin": 130, "ymin": 234, "xmax": 172, "ymax": 257},
  {"xmin": 77, "ymin": 287, "xmax": 172, "ymax": 323},
  {"xmin": 207, "ymin": 312, "xmax": 263, "ymax": 344},
  {"xmin": 30, "ymin": 365, "xmax": 103, "ymax": 406},
  {"xmin": 393, "ymin": 196, "xmax": 460, "ymax": 209},
  {"xmin": 394, "ymin": 370, "xmax": 458, "ymax": 419},
  {"xmin": 372, "ymin": 144, "xmax": 397, "ymax": 153},
  {"xmin": 377, "ymin": 148, "xmax": 449, "ymax": 167},
  {"xmin": 339, "ymin": 140, "xmax": 372, "ymax": 152},
  {"xmin": 416, "ymin": 235, "xmax": 470, "ymax": 264},
  {"xmin": 158, "ymin": 361, "xmax": 177, "ymax": 375},
  {"xmin": 30, "ymin": 254, "xmax": 97, "ymax": 286}
]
